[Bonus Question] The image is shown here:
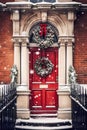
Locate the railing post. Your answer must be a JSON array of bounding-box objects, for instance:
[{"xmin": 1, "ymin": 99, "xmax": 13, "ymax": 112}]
[
  {"xmin": 0, "ymin": 83, "xmax": 17, "ymax": 130},
  {"xmin": 70, "ymin": 84, "xmax": 87, "ymax": 130}
]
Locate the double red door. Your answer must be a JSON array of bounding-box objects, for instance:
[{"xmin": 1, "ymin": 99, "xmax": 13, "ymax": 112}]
[{"xmin": 29, "ymin": 47, "xmax": 58, "ymax": 114}]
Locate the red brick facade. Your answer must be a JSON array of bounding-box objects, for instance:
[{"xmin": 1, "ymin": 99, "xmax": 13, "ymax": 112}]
[
  {"xmin": 74, "ymin": 0, "xmax": 87, "ymax": 83},
  {"xmin": 75, "ymin": 0, "xmax": 87, "ymax": 4},
  {"xmin": 0, "ymin": 0, "xmax": 14, "ymax": 3},
  {"xmin": 0, "ymin": 0, "xmax": 14, "ymax": 83}
]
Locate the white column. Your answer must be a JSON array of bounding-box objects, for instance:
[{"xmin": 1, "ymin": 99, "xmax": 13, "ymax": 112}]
[
  {"xmin": 12, "ymin": 10, "xmax": 20, "ymax": 83},
  {"xmin": 17, "ymin": 38, "xmax": 30, "ymax": 119},
  {"xmin": 66, "ymin": 42, "xmax": 73, "ymax": 84},
  {"xmin": 14, "ymin": 41, "xmax": 20, "ymax": 84},
  {"xmin": 59, "ymin": 42, "xmax": 66, "ymax": 86},
  {"xmin": 21, "ymin": 40, "xmax": 29, "ymax": 90}
]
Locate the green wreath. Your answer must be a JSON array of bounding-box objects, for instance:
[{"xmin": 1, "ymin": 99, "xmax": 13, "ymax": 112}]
[
  {"xmin": 32, "ymin": 25, "xmax": 55, "ymax": 49},
  {"xmin": 34, "ymin": 57, "xmax": 54, "ymax": 77}
]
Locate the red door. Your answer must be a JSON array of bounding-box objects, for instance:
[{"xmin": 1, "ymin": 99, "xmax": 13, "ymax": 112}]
[{"xmin": 29, "ymin": 47, "xmax": 58, "ymax": 114}]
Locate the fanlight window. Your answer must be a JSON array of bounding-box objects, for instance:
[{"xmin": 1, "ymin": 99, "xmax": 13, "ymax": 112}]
[
  {"xmin": 29, "ymin": 22, "xmax": 58, "ymax": 49},
  {"xmin": 30, "ymin": 0, "xmax": 56, "ymax": 3}
]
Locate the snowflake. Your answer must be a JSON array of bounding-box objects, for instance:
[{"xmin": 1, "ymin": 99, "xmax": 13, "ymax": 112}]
[{"xmin": 30, "ymin": 70, "xmax": 34, "ymax": 74}]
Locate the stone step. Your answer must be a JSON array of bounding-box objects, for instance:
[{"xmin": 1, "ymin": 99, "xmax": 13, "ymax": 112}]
[
  {"xmin": 15, "ymin": 125, "xmax": 72, "ymax": 130},
  {"xmin": 15, "ymin": 118, "xmax": 72, "ymax": 130},
  {"xmin": 30, "ymin": 113, "xmax": 58, "ymax": 118}
]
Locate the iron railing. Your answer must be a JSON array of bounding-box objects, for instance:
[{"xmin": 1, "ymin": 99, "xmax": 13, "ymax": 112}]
[
  {"xmin": 0, "ymin": 83, "xmax": 17, "ymax": 130},
  {"xmin": 70, "ymin": 84, "xmax": 87, "ymax": 130}
]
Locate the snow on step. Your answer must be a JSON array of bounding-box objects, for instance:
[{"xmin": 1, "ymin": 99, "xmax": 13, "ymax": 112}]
[
  {"xmin": 15, "ymin": 125, "xmax": 72, "ymax": 130},
  {"xmin": 15, "ymin": 117, "xmax": 72, "ymax": 130},
  {"xmin": 16, "ymin": 117, "xmax": 71, "ymax": 123}
]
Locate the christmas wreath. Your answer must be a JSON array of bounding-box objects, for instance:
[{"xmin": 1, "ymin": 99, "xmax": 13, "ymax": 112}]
[
  {"xmin": 32, "ymin": 24, "xmax": 55, "ymax": 49},
  {"xmin": 34, "ymin": 57, "xmax": 54, "ymax": 77}
]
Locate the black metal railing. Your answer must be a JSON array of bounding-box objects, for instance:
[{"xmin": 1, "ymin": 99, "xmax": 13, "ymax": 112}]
[
  {"xmin": 70, "ymin": 84, "xmax": 87, "ymax": 130},
  {"xmin": 0, "ymin": 83, "xmax": 17, "ymax": 130}
]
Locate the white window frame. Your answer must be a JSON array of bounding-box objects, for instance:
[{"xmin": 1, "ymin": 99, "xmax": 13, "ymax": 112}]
[{"xmin": 29, "ymin": 0, "xmax": 56, "ymax": 3}]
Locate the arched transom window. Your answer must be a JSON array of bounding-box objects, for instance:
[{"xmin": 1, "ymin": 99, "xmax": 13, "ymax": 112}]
[
  {"xmin": 30, "ymin": 0, "xmax": 56, "ymax": 3},
  {"xmin": 29, "ymin": 22, "xmax": 59, "ymax": 49}
]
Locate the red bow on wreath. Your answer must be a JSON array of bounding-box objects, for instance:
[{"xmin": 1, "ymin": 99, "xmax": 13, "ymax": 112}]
[{"xmin": 39, "ymin": 24, "xmax": 47, "ymax": 38}]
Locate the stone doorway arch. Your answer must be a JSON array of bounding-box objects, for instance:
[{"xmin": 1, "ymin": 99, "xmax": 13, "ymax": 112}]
[{"xmin": 12, "ymin": 10, "xmax": 75, "ymax": 119}]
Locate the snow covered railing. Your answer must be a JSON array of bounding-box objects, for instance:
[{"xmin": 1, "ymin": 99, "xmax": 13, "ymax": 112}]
[
  {"xmin": 70, "ymin": 84, "xmax": 87, "ymax": 130},
  {"xmin": 70, "ymin": 84, "xmax": 87, "ymax": 109},
  {"xmin": 0, "ymin": 83, "xmax": 16, "ymax": 108},
  {"xmin": 0, "ymin": 83, "xmax": 17, "ymax": 130}
]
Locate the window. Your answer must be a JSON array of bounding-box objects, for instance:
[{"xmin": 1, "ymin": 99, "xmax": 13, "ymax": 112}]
[
  {"xmin": 30, "ymin": 0, "xmax": 56, "ymax": 3},
  {"xmin": 29, "ymin": 22, "xmax": 58, "ymax": 44}
]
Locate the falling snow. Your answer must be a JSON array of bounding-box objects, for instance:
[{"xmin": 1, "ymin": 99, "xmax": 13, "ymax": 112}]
[
  {"xmin": 30, "ymin": 69, "xmax": 34, "ymax": 74},
  {"xmin": 4, "ymin": 67, "xmax": 7, "ymax": 70},
  {"xmin": 81, "ymin": 12, "xmax": 85, "ymax": 15},
  {"xmin": 81, "ymin": 24, "xmax": 84, "ymax": 28},
  {"xmin": 35, "ymin": 51, "xmax": 40, "ymax": 55}
]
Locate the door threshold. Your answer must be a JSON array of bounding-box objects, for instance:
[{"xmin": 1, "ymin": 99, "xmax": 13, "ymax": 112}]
[{"xmin": 30, "ymin": 113, "xmax": 57, "ymax": 118}]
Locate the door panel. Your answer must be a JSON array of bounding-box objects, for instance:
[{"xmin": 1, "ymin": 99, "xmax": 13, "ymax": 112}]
[
  {"xmin": 45, "ymin": 51, "xmax": 57, "ymax": 82},
  {"xmin": 45, "ymin": 90, "xmax": 57, "ymax": 107},
  {"xmin": 32, "ymin": 90, "xmax": 42, "ymax": 108},
  {"xmin": 29, "ymin": 47, "xmax": 58, "ymax": 114}
]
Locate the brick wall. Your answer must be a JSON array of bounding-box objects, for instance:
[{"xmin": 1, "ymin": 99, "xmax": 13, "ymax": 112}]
[
  {"xmin": 0, "ymin": 0, "xmax": 14, "ymax": 3},
  {"xmin": 74, "ymin": 11, "xmax": 87, "ymax": 84},
  {"xmin": 74, "ymin": 0, "xmax": 87, "ymax": 4},
  {"xmin": 0, "ymin": 10, "xmax": 14, "ymax": 83}
]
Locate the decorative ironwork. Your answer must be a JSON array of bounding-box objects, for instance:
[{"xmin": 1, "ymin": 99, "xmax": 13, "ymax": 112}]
[
  {"xmin": 34, "ymin": 57, "xmax": 54, "ymax": 77},
  {"xmin": 70, "ymin": 84, "xmax": 87, "ymax": 130},
  {"xmin": 0, "ymin": 83, "xmax": 17, "ymax": 130}
]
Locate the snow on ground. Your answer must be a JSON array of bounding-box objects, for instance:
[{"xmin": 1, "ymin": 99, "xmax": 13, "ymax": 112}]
[{"xmin": 16, "ymin": 117, "xmax": 72, "ymax": 124}]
